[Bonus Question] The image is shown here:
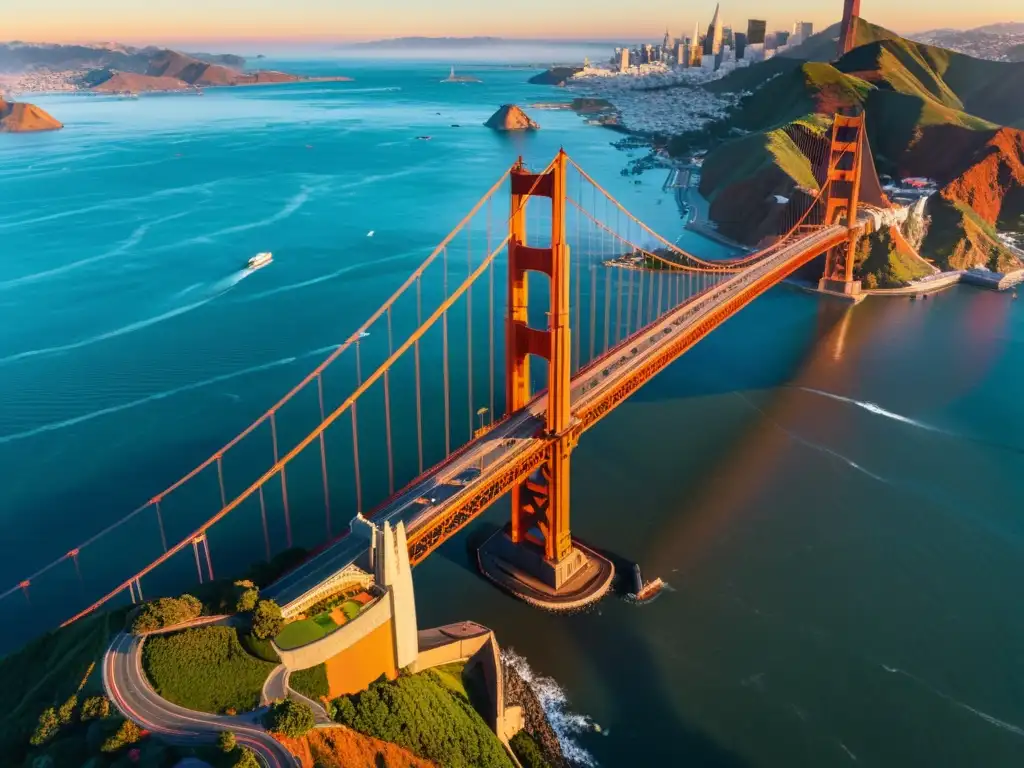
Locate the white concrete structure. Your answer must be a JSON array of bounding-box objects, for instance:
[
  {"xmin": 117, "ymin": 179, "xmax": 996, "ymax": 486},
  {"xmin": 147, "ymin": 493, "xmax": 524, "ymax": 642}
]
[{"xmin": 370, "ymin": 520, "xmax": 419, "ymax": 669}]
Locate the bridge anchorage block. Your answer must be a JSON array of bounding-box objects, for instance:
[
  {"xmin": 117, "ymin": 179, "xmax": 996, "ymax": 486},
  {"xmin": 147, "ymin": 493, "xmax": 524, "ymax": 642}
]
[
  {"xmin": 477, "ymin": 524, "xmax": 615, "ymax": 611},
  {"xmin": 817, "ymin": 278, "xmax": 863, "ymax": 296}
]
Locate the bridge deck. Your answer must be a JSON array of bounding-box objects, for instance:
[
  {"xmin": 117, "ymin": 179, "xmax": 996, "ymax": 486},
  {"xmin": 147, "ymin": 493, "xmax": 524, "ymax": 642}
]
[{"xmin": 265, "ymin": 226, "xmax": 847, "ymax": 609}]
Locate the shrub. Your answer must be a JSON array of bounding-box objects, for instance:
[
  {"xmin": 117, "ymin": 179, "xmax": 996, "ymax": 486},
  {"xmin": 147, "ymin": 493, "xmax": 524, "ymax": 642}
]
[
  {"xmin": 251, "ymin": 600, "xmax": 284, "ymax": 640},
  {"xmin": 289, "ymin": 664, "xmax": 330, "ymax": 701},
  {"xmin": 218, "ymin": 730, "xmax": 237, "ymax": 752},
  {"xmin": 510, "ymin": 732, "xmax": 552, "ymax": 768},
  {"xmin": 29, "ymin": 707, "xmax": 59, "ymax": 746},
  {"xmin": 263, "ymin": 699, "xmax": 315, "ymax": 738},
  {"xmin": 132, "ymin": 595, "xmax": 203, "ymax": 634},
  {"xmin": 100, "ymin": 717, "xmax": 141, "ymax": 753},
  {"xmin": 142, "ymin": 626, "xmax": 276, "ymax": 714},
  {"xmin": 233, "ymin": 747, "xmax": 260, "ymax": 768},
  {"xmin": 81, "ymin": 695, "xmax": 111, "ymax": 722},
  {"xmin": 235, "ymin": 584, "xmax": 260, "ymax": 614},
  {"xmin": 332, "ymin": 673, "xmax": 514, "ymax": 768},
  {"xmin": 57, "ymin": 694, "xmax": 78, "ymax": 725}
]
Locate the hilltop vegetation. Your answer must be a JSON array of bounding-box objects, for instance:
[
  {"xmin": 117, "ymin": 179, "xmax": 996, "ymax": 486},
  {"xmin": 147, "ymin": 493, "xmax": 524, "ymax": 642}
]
[
  {"xmin": 332, "ymin": 672, "xmax": 514, "ymax": 768},
  {"xmin": 692, "ymin": 18, "xmax": 1024, "ymax": 275}
]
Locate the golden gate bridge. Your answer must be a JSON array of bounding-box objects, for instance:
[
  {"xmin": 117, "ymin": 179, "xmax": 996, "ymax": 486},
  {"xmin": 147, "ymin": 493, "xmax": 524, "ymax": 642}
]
[{"xmin": 1, "ymin": 109, "xmax": 888, "ymax": 631}]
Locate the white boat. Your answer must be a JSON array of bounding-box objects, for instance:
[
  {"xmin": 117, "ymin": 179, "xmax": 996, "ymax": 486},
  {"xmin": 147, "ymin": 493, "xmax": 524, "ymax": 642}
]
[{"xmin": 247, "ymin": 252, "xmax": 273, "ymax": 270}]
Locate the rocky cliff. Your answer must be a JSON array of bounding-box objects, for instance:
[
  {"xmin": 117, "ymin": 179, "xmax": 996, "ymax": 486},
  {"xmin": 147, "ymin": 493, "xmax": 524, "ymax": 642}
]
[
  {"xmin": 484, "ymin": 105, "xmax": 539, "ymax": 131},
  {"xmin": 0, "ymin": 98, "xmax": 62, "ymax": 133},
  {"xmin": 502, "ymin": 659, "xmax": 567, "ymax": 768},
  {"xmin": 528, "ymin": 67, "xmax": 582, "ymax": 86}
]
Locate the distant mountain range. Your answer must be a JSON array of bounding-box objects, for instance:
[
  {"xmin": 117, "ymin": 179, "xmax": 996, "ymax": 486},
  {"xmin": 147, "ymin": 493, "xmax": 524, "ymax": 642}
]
[
  {"xmin": 339, "ymin": 36, "xmax": 620, "ymax": 49},
  {"xmin": 0, "ymin": 41, "xmax": 246, "ymax": 74}
]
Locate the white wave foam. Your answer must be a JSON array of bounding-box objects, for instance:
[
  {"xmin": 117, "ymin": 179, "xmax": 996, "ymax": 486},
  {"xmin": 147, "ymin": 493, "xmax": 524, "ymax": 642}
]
[
  {"xmin": 0, "ymin": 354, "xmax": 300, "ymax": 445},
  {"xmin": 734, "ymin": 393, "xmax": 891, "ymax": 484},
  {"xmin": 0, "ymin": 212, "xmax": 189, "ymax": 291},
  {"xmin": 177, "ymin": 186, "xmax": 317, "ymax": 246},
  {"xmin": 502, "ymin": 648, "xmax": 597, "ymax": 767},
  {"xmin": 237, "ymin": 249, "xmax": 417, "ymax": 303},
  {"xmin": 797, "ymin": 387, "xmax": 938, "ymax": 433},
  {"xmin": 879, "ymin": 664, "xmax": 1024, "ymax": 738}
]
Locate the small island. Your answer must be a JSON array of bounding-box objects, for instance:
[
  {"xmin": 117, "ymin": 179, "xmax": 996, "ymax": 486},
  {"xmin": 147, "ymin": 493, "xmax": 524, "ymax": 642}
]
[
  {"xmin": 442, "ymin": 66, "xmax": 481, "ymax": 83},
  {"xmin": 485, "ymin": 104, "xmax": 539, "ymax": 131},
  {"xmin": 0, "ymin": 97, "xmax": 62, "ymax": 133}
]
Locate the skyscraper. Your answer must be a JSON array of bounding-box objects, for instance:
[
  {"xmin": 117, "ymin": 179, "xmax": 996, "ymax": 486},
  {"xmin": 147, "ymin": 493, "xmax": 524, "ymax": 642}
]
[
  {"xmin": 704, "ymin": 4, "xmax": 724, "ymax": 56},
  {"xmin": 619, "ymin": 47, "xmax": 630, "ymax": 72},
  {"xmin": 677, "ymin": 41, "xmax": 688, "ymax": 67},
  {"xmin": 747, "ymin": 19, "xmax": 767, "ymax": 45},
  {"xmin": 799, "ymin": 21, "xmax": 814, "ymax": 40},
  {"xmin": 734, "ymin": 32, "xmax": 748, "ymax": 60},
  {"xmin": 691, "ymin": 22, "xmax": 704, "ymax": 66}
]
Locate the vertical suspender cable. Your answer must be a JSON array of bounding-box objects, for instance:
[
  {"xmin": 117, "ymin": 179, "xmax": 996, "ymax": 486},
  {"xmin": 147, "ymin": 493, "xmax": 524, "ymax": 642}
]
[
  {"xmin": 384, "ymin": 308, "xmax": 395, "ymax": 496},
  {"xmin": 259, "ymin": 485, "xmax": 271, "ymax": 559},
  {"xmin": 467, "ymin": 232, "xmax": 474, "ymax": 438},
  {"xmin": 442, "ymin": 247, "xmax": 451, "ymax": 457},
  {"xmin": 488, "ymin": 198, "xmax": 495, "ymax": 422},
  {"xmin": 352, "ymin": 342, "xmax": 363, "ymax": 515},
  {"xmin": 414, "ymin": 276, "xmax": 424, "ymax": 474},
  {"xmin": 317, "ymin": 373, "xmax": 331, "ymax": 538}
]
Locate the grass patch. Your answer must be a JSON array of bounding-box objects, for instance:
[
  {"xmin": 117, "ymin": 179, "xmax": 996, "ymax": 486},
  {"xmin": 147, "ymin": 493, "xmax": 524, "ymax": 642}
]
[
  {"xmin": 290, "ymin": 664, "xmax": 330, "ymax": 702},
  {"xmin": 332, "ymin": 672, "xmax": 513, "ymax": 768},
  {"xmin": 429, "ymin": 662, "xmax": 468, "ymax": 700},
  {"xmin": 312, "ymin": 613, "xmax": 339, "ymax": 631},
  {"xmin": 142, "ymin": 625, "xmax": 276, "ymax": 714},
  {"xmin": 239, "ymin": 631, "xmax": 281, "ymax": 663},
  {"xmin": 340, "ymin": 600, "xmax": 362, "ymax": 621},
  {"xmin": 275, "ymin": 617, "xmax": 329, "ymax": 650}
]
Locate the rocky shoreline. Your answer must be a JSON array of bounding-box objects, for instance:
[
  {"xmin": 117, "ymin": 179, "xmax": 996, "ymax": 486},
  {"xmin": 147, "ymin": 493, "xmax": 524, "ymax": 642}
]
[{"xmin": 502, "ymin": 659, "xmax": 569, "ymax": 768}]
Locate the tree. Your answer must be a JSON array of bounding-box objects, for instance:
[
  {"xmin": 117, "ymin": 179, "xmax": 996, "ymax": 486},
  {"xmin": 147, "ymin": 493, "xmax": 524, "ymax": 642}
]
[
  {"xmin": 100, "ymin": 717, "xmax": 142, "ymax": 753},
  {"xmin": 57, "ymin": 693, "xmax": 78, "ymax": 725},
  {"xmin": 29, "ymin": 706, "xmax": 59, "ymax": 746},
  {"xmin": 132, "ymin": 594, "xmax": 203, "ymax": 634},
  {"xmin": 218, "ymin": 730, "xmax": 237, "ymax": 753},
  {"xmin": 235, "ymin": 581, "xmax": 259, "ymax": 613},
  {"xmin": 81, "ymin": 695, "xmax": 111, "ymax": 721},
  {"xmin": 250, "ymin": 599, "xmax": 283, "ymax": 640},
  {"xmin": 864, "ymin": 273, "xmax": 879, "ymax": 289},
  {"xmin": 233, "ymin": 747, "xmax": 260, "ymax": 768},
  {"xmin": 263, "ymin": 698, "xmax": 315, "ymax": 738}
]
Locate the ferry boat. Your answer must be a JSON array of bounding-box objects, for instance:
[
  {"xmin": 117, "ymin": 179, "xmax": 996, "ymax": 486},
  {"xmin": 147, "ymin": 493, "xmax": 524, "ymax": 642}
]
[
  {"xmin": 634, "ymin": 577, "xmax": 665, "ymax": 602},
  {"xmin": 247, "ymin": 252, "xmax": 273, "ymax": 270}
]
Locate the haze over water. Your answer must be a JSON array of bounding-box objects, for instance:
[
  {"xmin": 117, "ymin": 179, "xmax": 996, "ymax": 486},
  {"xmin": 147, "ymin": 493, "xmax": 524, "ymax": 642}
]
[{"xmin": 1, "ymin": 61, "xmax": 1023, "ymax": 766}]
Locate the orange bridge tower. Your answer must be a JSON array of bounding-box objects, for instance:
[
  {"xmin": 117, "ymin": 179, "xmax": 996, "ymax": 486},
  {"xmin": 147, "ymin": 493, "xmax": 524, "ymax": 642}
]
[
  {"xmin": 818, "ymin": 113, "xmax": 866, "ymax": 296},
  {"xmin": 478, "ymin": 150, "xmax": 614, "ymax": 608},
  {"xmin": 837, "ymin": 0, "xmax": 862, "ymax": 59}
]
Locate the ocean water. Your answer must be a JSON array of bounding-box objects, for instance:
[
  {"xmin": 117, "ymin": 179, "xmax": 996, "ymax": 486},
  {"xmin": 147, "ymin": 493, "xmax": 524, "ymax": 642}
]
[{"xmin": 2, "ymin": 61, "xmax": 1024, "ymax": 766}]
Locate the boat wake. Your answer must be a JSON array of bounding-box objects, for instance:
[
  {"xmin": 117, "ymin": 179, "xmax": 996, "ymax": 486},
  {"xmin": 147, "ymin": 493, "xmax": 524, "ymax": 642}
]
[
  {"xmin": 0, "ymin": 343, "xmax": 340, "ymax": 445},
  {"xmin": 0, "ymin": 270, "xmax": 253, "ymax": 367},
  {"xmin": 502, "ymin": 648, "xmax": 599, "ymax": 767},
  {"xmin": 795, "ymin": 387, "xmax": 1024, "ymax": 456},
  {"xmin": 880, "ymin": 664, "xmax": 1024, "ymax": 738},
  {"xmin": 0, "ymin": 212, "xmax": 189, "ymax": 291}
]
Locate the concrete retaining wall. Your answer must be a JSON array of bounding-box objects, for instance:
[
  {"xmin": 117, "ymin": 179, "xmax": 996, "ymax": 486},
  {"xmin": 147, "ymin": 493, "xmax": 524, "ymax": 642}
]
[{"xmin": 275, "ymin": 592, "xmax": 391, "ymax": 671}]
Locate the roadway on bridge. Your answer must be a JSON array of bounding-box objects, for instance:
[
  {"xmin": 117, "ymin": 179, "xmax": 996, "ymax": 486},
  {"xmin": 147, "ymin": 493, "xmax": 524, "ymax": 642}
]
[
  {"xmin": 103, "ymin": 631, "xmax": 297, "ymax": 767},
  {"xmin": 265, "ymin": 226, "xmax": 846, "ymax": 610}
]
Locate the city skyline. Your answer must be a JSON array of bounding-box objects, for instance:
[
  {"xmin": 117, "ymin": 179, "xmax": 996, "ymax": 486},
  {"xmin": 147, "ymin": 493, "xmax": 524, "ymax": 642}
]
[{"xmin": 2, "ymin": 0, "xmax": 1018, "ymax": 46}]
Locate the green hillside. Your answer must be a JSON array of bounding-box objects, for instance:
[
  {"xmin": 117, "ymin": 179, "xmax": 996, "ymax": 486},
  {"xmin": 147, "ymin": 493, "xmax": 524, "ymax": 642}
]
[{"xmin": 693, "ymin": 19, "xmax": 1024, "ymax": 274}]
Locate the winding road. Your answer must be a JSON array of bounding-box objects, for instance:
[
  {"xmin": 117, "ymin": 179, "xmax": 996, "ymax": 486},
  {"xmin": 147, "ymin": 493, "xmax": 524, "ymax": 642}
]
[{"xmin": 103, "ymin": 631, "xmax": 298, "ymax": 767}]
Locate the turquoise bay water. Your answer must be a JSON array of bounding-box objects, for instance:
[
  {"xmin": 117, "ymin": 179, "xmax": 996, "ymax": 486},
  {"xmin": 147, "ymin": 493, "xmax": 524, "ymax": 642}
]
[{"xmin": 2, "ymin": 62, "xmax": 1024, "ymax": 766}]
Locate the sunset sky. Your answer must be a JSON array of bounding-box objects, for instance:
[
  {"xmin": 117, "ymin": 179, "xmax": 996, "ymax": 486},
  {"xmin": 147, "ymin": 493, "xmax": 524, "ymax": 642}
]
[{"xmin": 4, "ymin": 0, "xmax": 1018, "ymax": 45}]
